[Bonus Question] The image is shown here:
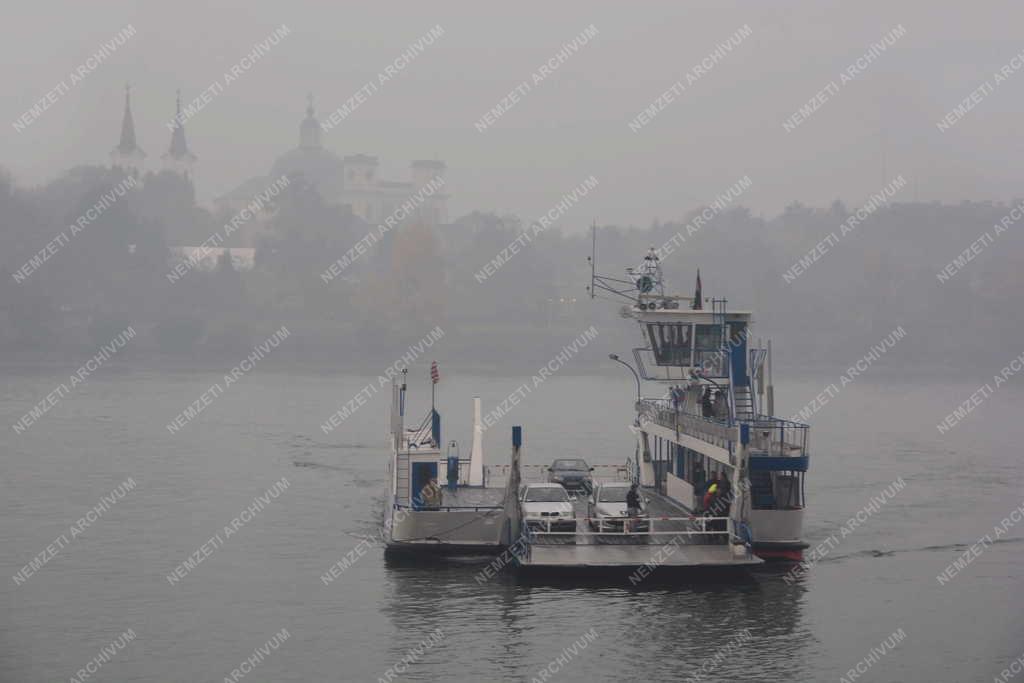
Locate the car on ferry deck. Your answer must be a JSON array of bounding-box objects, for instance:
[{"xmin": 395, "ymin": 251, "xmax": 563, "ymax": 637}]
[
  {"xmin": 519, "ymin": 483, "xmax": 576, "ymax": 532},
  {"xmin": 547, "ymin": 458, "xmax": 594, "ymax": 493},
  {"xmin": 587, "ymin": 482, "xmax": 650, "ymax": 533}
]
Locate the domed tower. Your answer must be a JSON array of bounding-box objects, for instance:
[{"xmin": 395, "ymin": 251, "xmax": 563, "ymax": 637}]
[
  {"xmin": 162, "ymin": 90, "xmax": 198, "ymax": 181},
  {"xmin": 110, "ymin": 83, "xmax": 145, "ymax": 177},
  {"xmin": 299, "ymin": 92, "xmax": 322, "ymax": 150},
  {"xmin": 268, "ymin": 95, "xmax": 345, "ymax": 200}
]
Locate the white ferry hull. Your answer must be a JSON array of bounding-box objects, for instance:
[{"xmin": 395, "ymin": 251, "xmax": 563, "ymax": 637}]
[{"xmin": 748, "ymin": 509, "xmax": 808, "ymax": 560}]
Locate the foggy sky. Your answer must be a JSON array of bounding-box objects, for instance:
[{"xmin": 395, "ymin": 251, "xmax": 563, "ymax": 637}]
[{"xmin": 4, "ymin": 0, "xmax": 1023, "ymax": 229}]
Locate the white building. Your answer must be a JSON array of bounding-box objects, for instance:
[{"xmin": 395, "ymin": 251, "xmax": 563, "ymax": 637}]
[{"xmin": 216, "ymin": 95, "xmax": 448, "ymax": 226}]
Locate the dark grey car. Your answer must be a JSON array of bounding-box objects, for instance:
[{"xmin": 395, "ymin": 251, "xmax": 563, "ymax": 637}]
[{"xmin": 547, "ymin": 458, "xmax": 594, "ymax": 492}]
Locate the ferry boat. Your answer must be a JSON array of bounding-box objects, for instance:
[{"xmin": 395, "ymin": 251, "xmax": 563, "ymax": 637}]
[
  {"xmin": 380, "ymin": 242, "xmax": 805, "ymax": 572},
  {"xmin": 382, "ymin": 371, "xmax": 511, "ymax": 557},
  {"xmin": 381, "ymin": 369, "xmax": 760, "ymax": 574},
  {"xmin": 588, "ymin": 243, "xmax": 810, "ymax": 561}
]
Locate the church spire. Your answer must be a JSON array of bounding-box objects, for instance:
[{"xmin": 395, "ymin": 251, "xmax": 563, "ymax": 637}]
[
  {"xmin": 163, "ymin": 89, "xmax": 197, "ymax": 179},
  {"xmin": 111, "ymin": 83, "xmax": 145, "ymax": 173},
  {"xmin": 299, "ymin": 92, "xmax": 322, "ymax": 149},
  {"xmin": 117, "ymin": 83, "xmax": 141, "ymax": 153},
  {"xmin": 166, "ymin": 89, "xmax": 195, "ymax": 160}
]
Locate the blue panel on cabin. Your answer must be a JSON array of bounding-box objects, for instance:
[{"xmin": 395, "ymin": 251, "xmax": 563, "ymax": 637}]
[
  {"xmin": 749, "ymin": 456, "xmax": 809, "ymax": 472},
  {"xmin": 731, "ymin": 333, "xmax": 749, "ymax": 387},
  {"xmin": 446, "ymin": 454, "xmax": 459, "ymax": 489},
  {"xmin": 512, "ymin": 426, "xmax": 522, "ymax": 448}
]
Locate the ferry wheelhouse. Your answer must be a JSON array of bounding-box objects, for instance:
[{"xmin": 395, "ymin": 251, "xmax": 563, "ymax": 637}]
[{"xmin": 591, "ymin": 246, "xmax": 810, "ymax": 561}]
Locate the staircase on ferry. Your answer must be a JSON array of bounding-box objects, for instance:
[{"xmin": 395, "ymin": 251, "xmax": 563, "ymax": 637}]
[{"xmin": 733, "ymin": 384, "xmax": 755, "ymax": 420}]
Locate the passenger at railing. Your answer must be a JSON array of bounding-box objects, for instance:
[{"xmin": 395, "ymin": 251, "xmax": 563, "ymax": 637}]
[
  {"xmin": 707, "ymin": 475, "xmax": 732, "ymax": 542},
  {"xmin": 420, "ymin": 478, "xmax": 442, "ymax": 509},
  {"xmin": 701, "ymin": 472, "xmax": 720, "ymax": 512},
  {"xmin": 671, "ymin": 385, "xmax": 684, "ymax": 413},
  {"xmin": 713, "ymin": 389, "xmax": 728, "ymax": 418},
  {"xmin": 716, "ymin": 476, "xmax": 733, "ymax": 515},
  {"xmin": 693, "ymin": 462, "xmax": 706, "ymax": 493},
  {"xmin": 701, "ymin": 387, "xmax": 714, "ymax": 418}
]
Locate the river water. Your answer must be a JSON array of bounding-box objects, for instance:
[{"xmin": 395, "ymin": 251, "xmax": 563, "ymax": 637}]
[{"xmin": 1, "ymin": 365, "xmax": 1021, "ymax": 682}]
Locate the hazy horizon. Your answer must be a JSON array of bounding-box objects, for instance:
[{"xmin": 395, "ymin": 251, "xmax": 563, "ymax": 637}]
[{"xmin": 5, "ymin": 1, "xmax": 1024, "ymax": 230}]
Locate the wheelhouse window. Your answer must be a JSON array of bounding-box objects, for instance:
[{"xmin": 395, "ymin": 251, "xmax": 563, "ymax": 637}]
[
  {"xmin": 694, "ymin": 324, "xmax": 720, "ymax": 350},
  {"xmin": 647, "ymin": 323, "xmax": 692, "ymax": 366},
  {"xmin": 693, "ymin": 324, "xmax": 726, "ymax": 375}
]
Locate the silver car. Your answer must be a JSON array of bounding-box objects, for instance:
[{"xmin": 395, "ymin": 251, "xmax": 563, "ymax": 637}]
[
  {"xmin": 519, "ymin": 483, "xmax": 577, "ymax": 533},
  {"xmin": 587, "ymin": 482, "xmax": 649, "ymax": 533}
]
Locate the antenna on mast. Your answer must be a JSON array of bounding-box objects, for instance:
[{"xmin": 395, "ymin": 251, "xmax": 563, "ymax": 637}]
[
  {"xmin": 587, "ymin": 220, "xmax": 598, "ymax": 299},
  {"xmin": 586, "ymin": 220, "xmax": 649, "ymax": 303}
]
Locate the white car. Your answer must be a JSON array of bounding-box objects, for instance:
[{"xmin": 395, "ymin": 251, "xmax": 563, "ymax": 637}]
[
  {"xmin": 587, "ymin": 482, "xmax": 650, "ymax": 533},
  {"xmin": 519, "ymin": 483, "xmax": 576, "ymax": 532}
]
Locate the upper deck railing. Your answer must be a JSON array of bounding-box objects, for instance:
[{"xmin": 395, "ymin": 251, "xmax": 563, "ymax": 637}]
[
  {"xmin": 745, "ymin": 417, "xmax": 809, "ymax": 458},
  {"xmin": 638, "ymin": 398, "xmax": 736, "ymax": 449},
  {"xmin": 637, "ymin": 398, "xmax": 809, "ymax": 458}
]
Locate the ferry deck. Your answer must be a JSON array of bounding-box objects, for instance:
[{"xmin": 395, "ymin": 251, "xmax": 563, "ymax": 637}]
[{"xmin": 509, "ymin": 456, "xmax": 762, "ymax": 574}]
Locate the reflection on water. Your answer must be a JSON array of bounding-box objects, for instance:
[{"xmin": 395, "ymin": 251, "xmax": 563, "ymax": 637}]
[{"xmin": 379, "ymin": 557, "xmax": 812, "ymax": 681}]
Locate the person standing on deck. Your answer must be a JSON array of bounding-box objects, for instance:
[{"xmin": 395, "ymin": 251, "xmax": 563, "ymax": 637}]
[
  {"xmin": 713, "ymin": 389, "xmax": 728, "ymax": 419},
  {"xmin": 671, "ymin": 385, "xmax": 684, "ymax": 412},
  {"xmin": 693, "ymin": 460, "xmax": 706, "ymax": 490},
  {"xmin": 627, "ymin": 483, "xmax": 642, "ymax": 516},
  {"xmin": 420, "ymin": 478, "xmax": 442, "ymax": 509},
  {"xmin": 626, "ymin": 482, "xmax": 643, "ymax": 534},
  {"xmin": 701, "ymin": 387, "xmax": 714, "ymax": 418},
  {"xmin": 716, "ymin": 474, "xmax": 733, "ymax": 515},
  {"xmin": 701, "ymin": 472, "xmax": 720, "ymax": 513}
]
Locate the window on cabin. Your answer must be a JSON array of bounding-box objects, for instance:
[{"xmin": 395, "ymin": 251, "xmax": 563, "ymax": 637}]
[
  {"xmin": 694, "ymin": 324, "xmax": 720, "ymax": 350},
  {"xmin": 693, "ymin": 324, "xmax": 727, "ymax": 375},
  {"xmin": 647, "ymin": 323, "xmax": 691, "ymax": 366}
]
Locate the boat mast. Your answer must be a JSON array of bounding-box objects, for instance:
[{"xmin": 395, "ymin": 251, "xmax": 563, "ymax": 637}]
[{"xmin": 589, "ymin": 220, "xmax": 596, "ymax": 299}]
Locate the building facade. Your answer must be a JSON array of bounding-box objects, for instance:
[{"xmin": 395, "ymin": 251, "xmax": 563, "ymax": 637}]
[
  {"xmin": 107, "ymin": 89, "xmax": 447, "ymax": 234},
  {"xmin": 220, "ymin": 95, "xmax": 448, "ymax": 226}
]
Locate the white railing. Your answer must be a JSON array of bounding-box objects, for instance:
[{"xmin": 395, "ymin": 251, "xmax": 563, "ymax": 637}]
[
  {"xmin": 523, "ymin": 515, "xmax": 735, "ymax": 544},
  {"xmin": 638, "ymin": 399, "xmax": 737, "ymax": 449}
]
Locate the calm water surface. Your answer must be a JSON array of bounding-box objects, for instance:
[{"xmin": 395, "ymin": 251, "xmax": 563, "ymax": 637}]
[{"xmin": 1, "ymin": 366, "xmax": 1021, "ymax": 682}]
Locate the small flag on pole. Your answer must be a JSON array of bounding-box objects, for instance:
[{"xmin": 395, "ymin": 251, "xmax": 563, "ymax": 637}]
[{"xmin": 430, "ymin": 361, "xmax": 440, "ymax": 384}]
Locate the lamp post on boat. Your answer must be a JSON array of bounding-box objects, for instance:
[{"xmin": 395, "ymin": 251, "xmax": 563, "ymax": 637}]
[{"xmin": 609, "ymin": 353, "xmax": 641, "ymax": 404}]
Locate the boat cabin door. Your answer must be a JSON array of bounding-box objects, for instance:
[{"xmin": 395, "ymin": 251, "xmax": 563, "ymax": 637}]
[{"xmin": 411, "ymin": 461, "xmax": 439, "ymax": 510}]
